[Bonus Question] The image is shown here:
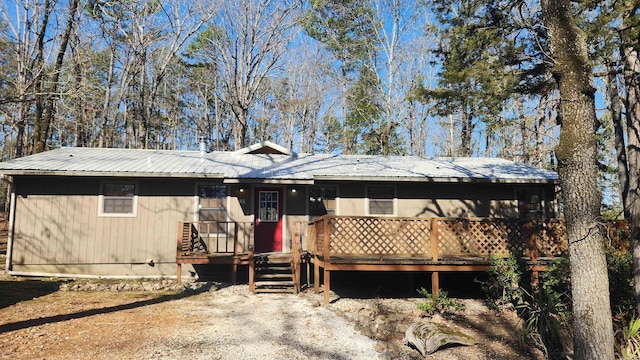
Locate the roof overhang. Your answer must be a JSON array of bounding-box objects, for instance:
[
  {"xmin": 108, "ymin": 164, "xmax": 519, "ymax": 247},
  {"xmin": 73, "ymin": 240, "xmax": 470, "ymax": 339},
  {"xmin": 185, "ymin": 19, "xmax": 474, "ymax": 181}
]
[
  {"xmin": 223, "ymin": 178, "xmax": 314, "ymax": 185},
  {"xmin": 1, "ymin": 170, "xmax": 225, "ymax": 179},
  {"xmin": 312, "ymin": 175, "xmax": 559, "ymax": 184}
]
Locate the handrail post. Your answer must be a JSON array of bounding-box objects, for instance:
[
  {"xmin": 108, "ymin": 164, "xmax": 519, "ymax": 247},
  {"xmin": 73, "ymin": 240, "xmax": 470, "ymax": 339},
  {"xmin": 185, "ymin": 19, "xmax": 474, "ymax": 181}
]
[
  {"xmin": 176, "ymin": 221, "xmax": 185, "ymax": 284},
  {"xmin": 249, "ymin": 222, "xmax": 256, "ymax": 293},
  {"xmin": 292, "ymin": 222, "xmax": 301, "ymax": 293},
  {"xmin": 323, "ymin": 216, "xmax": 332, "ymax": 304}
]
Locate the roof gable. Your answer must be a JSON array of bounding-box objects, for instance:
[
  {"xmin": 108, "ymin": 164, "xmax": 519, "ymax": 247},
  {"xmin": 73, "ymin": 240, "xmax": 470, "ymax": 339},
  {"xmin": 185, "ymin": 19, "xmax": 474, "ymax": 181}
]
[{"xmin": 233, "ymin": 141, "xmax": 293, "ymax": 156}]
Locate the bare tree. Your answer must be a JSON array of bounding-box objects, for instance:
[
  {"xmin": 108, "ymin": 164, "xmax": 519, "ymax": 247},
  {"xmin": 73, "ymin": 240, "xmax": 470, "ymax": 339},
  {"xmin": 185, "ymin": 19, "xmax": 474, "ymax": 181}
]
[
  {"xmin": 1, "ymin": 0, "xmax": 57, "ymax": 157},
  {"xmin": 89, "ymin": 0, "xmax": 215, "ymax": 149},
  {"xmin": 199, "ymin": 0, "xmax": 300, "ymax": 150}
]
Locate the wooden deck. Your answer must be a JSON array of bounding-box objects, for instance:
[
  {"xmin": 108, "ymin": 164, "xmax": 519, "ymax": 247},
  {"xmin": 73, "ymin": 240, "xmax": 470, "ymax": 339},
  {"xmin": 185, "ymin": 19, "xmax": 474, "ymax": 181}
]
[
  {"xmin": 176, "ymin": 221, "xmax": 308, "ymax": 292},
  {"xmin": 176, "ymin": 221, "xmax": 254, "ymax": 283},
  {"xmin": 307, "ymin": 216, "xmax": 628, "ymax": 303},
  {"xmin": 176, "ymin": 217, "xmax": 629, "ymax": 303}
]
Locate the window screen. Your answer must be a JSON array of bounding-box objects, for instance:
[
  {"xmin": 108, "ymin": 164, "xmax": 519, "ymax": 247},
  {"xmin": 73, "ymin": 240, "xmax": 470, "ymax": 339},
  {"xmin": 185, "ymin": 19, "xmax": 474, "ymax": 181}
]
[
  {"xmin": 103, "ymin": 183, "xmax": 135, "ymax": 214},
  {"xmin": 368, "ymin": 186, "xmax": 394, "ymax": 215}
]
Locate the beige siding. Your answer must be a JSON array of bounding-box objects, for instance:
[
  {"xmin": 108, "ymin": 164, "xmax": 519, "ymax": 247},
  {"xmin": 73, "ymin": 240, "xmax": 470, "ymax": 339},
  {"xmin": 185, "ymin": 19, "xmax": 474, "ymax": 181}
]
[
  {"xmin": 11, "ymin": 177, "xmax": 196, "ymax": 276},
  {"xmin": 9, "ymin": 176, "xmax": 557, "ymax": 277},
  {"xmin": 285, "ymin": 186, "xmax": 307, "ymax": 250},
  {"xmin": 316, "ymin": 181, "xmax": 553, "ymax": 219},
  {"xmin": 336, "ymin": 183, "xmax": 365, "ymax": 215}
]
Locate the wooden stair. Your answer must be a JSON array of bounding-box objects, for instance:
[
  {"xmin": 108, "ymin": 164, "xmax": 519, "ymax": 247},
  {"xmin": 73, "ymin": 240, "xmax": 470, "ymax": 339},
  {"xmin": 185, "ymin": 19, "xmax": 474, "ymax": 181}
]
[{"xmin": 253, "ymin": 253, "xmax": 296, "ymax": 294}]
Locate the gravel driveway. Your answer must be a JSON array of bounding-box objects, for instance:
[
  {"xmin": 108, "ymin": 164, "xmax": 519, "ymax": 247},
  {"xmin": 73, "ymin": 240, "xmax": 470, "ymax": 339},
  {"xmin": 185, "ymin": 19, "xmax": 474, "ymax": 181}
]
[{"xmin": 135, "ymin": 285, "xmax": 380, "ymax": 359}]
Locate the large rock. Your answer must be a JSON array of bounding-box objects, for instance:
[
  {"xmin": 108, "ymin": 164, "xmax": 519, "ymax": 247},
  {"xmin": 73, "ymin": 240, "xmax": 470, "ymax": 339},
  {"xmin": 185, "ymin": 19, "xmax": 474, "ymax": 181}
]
[{"xmin": 405, "ymin": 321, "xmax": 477, "ymax": 356}]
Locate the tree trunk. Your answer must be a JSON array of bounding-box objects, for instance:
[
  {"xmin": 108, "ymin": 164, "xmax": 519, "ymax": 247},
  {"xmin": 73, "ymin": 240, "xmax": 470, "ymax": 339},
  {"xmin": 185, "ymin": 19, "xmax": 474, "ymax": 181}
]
[
  {"xmin": 99, "ymin": 46, "xmax": 116, "ymax": 148},
  {"xmin": 34, "ymin": 0, "xmax": 79, "ymax": 153},
  {"xmin": 541, "ymin": 0, "xmax": 614, "ymax": 359},
  {"xmin": 623, "ymin": 45, "xmax": 640, "ymax": 314},
  {"xmin": 605, "ymin": 56, "xmax": 629, "ymax": 218}
]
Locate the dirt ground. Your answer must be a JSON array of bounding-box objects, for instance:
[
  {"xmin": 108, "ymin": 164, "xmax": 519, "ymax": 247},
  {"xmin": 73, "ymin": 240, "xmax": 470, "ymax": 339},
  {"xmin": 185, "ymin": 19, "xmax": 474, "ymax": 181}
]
[{"xmin": 0, "ymin": 269, "xmax": 538, "ymax": 359}]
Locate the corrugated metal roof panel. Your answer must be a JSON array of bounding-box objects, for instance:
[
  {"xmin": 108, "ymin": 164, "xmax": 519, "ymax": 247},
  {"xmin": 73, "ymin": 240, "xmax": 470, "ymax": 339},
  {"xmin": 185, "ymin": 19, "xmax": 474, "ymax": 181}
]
[{"xmin": 0, "ymin": 147, "xmax": 558, "ymax": 183}]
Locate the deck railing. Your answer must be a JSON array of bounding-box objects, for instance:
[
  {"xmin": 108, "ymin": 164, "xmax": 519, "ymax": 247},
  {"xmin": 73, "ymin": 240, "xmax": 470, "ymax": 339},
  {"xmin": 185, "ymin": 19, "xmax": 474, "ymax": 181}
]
[
  {"xmin": 307, "ymin": 216, "xmax": 629, "ymax": 262},
  {"xmin": 177, "ymin": 221, "xmax": 254, "ymax": 257}
]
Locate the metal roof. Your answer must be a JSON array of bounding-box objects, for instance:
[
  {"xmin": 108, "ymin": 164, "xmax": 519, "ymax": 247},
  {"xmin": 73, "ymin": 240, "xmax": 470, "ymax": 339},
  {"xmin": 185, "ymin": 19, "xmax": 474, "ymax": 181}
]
[{"xmin": 0, "ymin": 146, "xmax": 559, "ymax": 184}]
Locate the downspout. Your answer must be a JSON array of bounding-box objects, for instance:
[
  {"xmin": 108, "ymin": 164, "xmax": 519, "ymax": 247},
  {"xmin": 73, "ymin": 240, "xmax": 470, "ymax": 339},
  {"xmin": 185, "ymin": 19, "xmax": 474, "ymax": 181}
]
[{"xmin": 2, "ymin": 175, "xmax": 15, "ymax": 272}]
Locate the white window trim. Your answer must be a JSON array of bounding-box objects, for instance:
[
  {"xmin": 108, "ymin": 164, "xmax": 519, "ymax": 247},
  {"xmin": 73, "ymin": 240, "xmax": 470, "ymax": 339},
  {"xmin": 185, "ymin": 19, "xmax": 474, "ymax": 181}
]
[
  {"xmin": 365, "ymin": 185, "xmax": 397, "ymax": 217},
  {"xmin": 98, "ymin": 180, "xmax": 139, "ymax": 218}
]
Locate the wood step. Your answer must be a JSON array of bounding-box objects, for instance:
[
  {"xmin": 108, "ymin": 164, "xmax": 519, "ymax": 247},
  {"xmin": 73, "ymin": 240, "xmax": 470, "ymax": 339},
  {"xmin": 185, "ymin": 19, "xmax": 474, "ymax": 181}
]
[
  {"xmin": 256, "ymin": 280, "xmax": 293, "ymax": 288},
  {"xmin": 255, "ymin": 266, "xmax": 292, "ymax": 272},
  {"xmin": 254, "ymin": 288, "xmax": 296, "ymax": 294},
  {"xmin": 255, "ymin": 273, "xmax": 293, "ymax": 280}
]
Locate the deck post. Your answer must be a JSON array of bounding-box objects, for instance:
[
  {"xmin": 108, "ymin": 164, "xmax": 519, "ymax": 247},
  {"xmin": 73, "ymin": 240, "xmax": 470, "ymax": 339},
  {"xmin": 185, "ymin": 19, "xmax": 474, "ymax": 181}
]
[
  {"xmin": 429, "ymin": 219, "xmax": 440, "ymax": 297},
  {"xmin": 431, "ymin": 271, "xmax": 439, "ymax": 297},
  {"xmin": 525, "ymin": 220, "xmax": 539, "ymax": 287},
  {"xmin": 249, "ymin": 245, "xmax": 255, "ymax": 294},
  {"xmin": 314, "ymin": 258, "xmax": 320, "ymax": 294},
  {"xmin": 324, "ymin": 268, "xmax": 331, "ymax": 304},
  {"xmin": 231, "ymin": 263, "xmax": 238, "ymax": 284},
  {"xmin": 176, "ymin": 221, "xmax": 185, "ymax": 284},
  {"xmin": 430, "ymin": 218, "xmax": 439, "ymax": 262}
]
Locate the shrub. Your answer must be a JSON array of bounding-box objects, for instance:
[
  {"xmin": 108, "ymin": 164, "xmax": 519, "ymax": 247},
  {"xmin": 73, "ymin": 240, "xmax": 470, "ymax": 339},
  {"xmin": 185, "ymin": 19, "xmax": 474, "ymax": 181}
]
[
  {"xmin": 479, "ymin": 254, "xmax": 524, "ymax": 310},
  {"xmin": 607, "ymin": 250, "xmax": 634, "ymax": 318},
  {"xmin": 619, "ymin": 317, "xmax": 640, "ymax": 360},
  {"xmin": 416, "ymin": 288, "xmax": 465, "ymax": 315},
  {"xmin": 518, "ymin": 287, "xmax": 570, "ymax": 359},
  {"xmin": 481, "ymin": 255, "xmax": 570, "ymax": 358}
]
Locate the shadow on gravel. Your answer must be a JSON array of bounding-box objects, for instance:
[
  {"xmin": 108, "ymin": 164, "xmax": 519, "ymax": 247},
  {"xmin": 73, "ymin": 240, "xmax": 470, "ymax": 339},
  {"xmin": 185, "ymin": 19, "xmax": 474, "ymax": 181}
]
[
  {"xmin": 0, "ymin": 279, "xmax": 62, "ymax": 310},
  {"xmin": 328, "ymin": 271, "xmax": 487, "ymax": 300},
  {"xmin": 0, "ymin": 282, "xmax": 217, "ymax": 334}
]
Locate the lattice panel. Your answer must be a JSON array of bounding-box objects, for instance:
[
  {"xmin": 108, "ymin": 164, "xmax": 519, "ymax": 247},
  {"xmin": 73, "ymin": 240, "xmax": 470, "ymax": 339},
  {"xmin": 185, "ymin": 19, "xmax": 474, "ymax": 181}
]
[
  {"xmin": 307, "ymin": 221, "xmax": 325, "ymax": 254},
  {"xmin": 436, "ymin": 219, "xmax": 527, "ymax": 258},
  {"xmin": 328, "ymin": 217, "xmax": 431, "ymax": 256},
  {"xmin": 538, "ymin": 220, "xmax": 568, "ymax": 257}
]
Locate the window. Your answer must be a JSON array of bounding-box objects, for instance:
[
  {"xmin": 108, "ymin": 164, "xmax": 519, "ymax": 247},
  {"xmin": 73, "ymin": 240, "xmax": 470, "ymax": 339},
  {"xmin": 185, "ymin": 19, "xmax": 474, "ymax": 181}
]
[
  {"xmin": 517, "ymin": 189, "xmax": 543, "ymax": 218},
  {"xmin": 100, "ymin": 182, "xmax": 137, "ymax": 217},
  {"xmin": 258, "ymin": 191, "xmax": 279, "ymax": 222},
  {"xmin": 198, "ymin": 185, "xmax": 227, "ymax": 221},
  {"xmin": 309, "ymin": 186, "xmax": 337, "ymax": 218},
  {"xmin": 198, "ymin": 185, "xmax": 228, "ymax": 234},
  {"xmin": 368, "ymin": 186, "xmax": 394, "ymax": 216}
]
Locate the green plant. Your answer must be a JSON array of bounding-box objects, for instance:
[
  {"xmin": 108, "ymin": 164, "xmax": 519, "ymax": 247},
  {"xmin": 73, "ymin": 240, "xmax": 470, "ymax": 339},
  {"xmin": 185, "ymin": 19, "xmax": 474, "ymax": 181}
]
[
  {"xmin": 478, "ymin": 254, "xmax": 524, "ymax": 309},
  {"xmin": 607, "ymin": 250, "xmax": 635, "ymax": 318},
  {"xmin": 517, "ymin": 286, "xmax": 570, "ymax": 360},
  {"xmin": 620, "ymin": 317, "xmax": 640, "ymax": 360},
  {"xmin": 416, "ymin": 288, "xmax": 465, "ymax": 315}
]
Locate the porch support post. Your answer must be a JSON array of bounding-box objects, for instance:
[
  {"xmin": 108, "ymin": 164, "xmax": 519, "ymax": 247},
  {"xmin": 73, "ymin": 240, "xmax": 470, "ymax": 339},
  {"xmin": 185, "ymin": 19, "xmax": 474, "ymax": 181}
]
[
  {"xmin": 324, "ymin": 268, "xmax": 331, "ymax": 304},
  {"xmin": 249, "ymin": 247, "xmax": 255, "ymax": 293},
  {"xmin": 525, "ymin": 220, "xmax": 540, "ymax": 288},
  {"xmin": 231, "ymin": 263, "xmax": 238, "ymax": 284},
  {"xmin": 431, "ymin": 271, "xmax": 439, "ymax": 297},
  {"xmin": 430, "ymin": 218, "xmax": 440, "ymax": 297},
  {"xmin": 177, "ymin": 264, "xmax": 182, "ymax": 284},
  {"xmin": 314, "ymin": 258, "xmax": 320, "ymax": 294}
]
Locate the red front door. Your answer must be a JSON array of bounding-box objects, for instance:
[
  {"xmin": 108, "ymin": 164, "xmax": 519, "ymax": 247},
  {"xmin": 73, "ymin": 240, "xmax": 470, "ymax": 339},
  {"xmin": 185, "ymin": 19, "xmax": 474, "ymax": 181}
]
[{"xmin": 254, "ymin": 188, "xmax": 283, "ymax": 253}]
